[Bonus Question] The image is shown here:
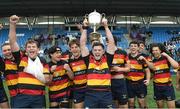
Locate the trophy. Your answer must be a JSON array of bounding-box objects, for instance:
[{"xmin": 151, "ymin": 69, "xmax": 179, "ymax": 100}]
[{"xmin": 85, "ymin": 10, "xmax": 105, "ymax": 44}]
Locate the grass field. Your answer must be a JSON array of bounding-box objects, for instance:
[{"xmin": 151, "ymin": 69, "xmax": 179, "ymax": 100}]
[
  {"xmin": 3, "ymin": 75, "xmax": 180, "ymax": 108},
  {"xmin": 145, "ymin": 75, "xmax": 180, "ymax": 108}
]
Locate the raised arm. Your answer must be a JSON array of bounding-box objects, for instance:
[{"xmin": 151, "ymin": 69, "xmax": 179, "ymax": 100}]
[
  {"xmin": 80, "ymin": 19, "xmax": 89, "ymax": 57},
  {"xmin": 9, "ymin": 15, "xmax": 20, "ymax": 52},
  {"xmin": 161, "ymin": 52, "xmax": 179, "ymax": 69},
  {"xmin": 102, "ymin": 18, "xmax": 115, "ymax": 54}
]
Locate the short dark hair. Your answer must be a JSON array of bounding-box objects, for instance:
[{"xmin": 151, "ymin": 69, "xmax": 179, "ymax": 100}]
[
  {"xmin": 92, "ymin": 42, "xmax": 105, "ymax": 50},
  {"xmin": 25, "ymin": 39, "xmax": 40, "ymax": 48},
  {"xmin": 48, "ymin": 46, "xmax": 62, "ymax": 58},
  {"xmin": 138, "ymin": 40, "xmax": 145, "ymax": 46},
  {"xmin": 129, "ymin": 40, "xmax": 139, "ymax": 47},
  {"xmin": 1, "ymin": 42, "xmax": 10, "ymax": 48},
  {"xmin": 149, "ymin": 43, "xmax": 167, "ymax": 54}
]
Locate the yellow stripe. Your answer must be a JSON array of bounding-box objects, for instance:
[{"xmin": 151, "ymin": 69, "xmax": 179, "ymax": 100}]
[
  {"xmin": 155, "ymin": 64, "xmax": 169, "ymax": 70},
  {"xmin": 43, "ymin": 68, "xmax": 49, "ymax": 73},
  {"xmin": 5, "ymin": 64, "xmax": 17, "ymax": 70},
  {"xmin": 74, "ymin": 79, "xmax": 87, "ymax": 84},
  {"xmin": 49, "ymin": 82, "xmax": 69, "ymax": 91},
  {"xmin": 87, "ymin": 79, "xmax": 110, "ymax": 86},
  {"xmin": 154, "ymin": 78, "xmax": 171, "ymax": 83},
  {"xmin": 112, "ymin": 59, "xmax": 124, "ymax": 64},
  {"xmin": 19, "ymin": 61, "xmax": 28, "ymax": 67},
  {"xmin": 18, "ymin": 78, "xmax": 44, "ymax": 85},
  {"xmin": 53, "ymin": 70, "xmax": 66, "ymax": 76},
  {"xmin": 6, "ymin": 79, "xmax": 18, "ymax": 86},
  {"xmin": 130, "ymin": 64, "xmax": 142, "ymax": 70},
  {"xmin": 72, "ymin": 64, "xmax": 86, "ymax": 72},
  {"xmin": 89, "ymin": 63, "xmax": 108, "ymax": 70},
  {"xmin": 127, "ymin": 76, "xmax": 144, "ymax": 81}
]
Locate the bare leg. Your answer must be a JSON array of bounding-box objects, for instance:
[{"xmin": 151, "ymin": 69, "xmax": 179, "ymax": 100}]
[
  {"xmin": 167, "ymin": 100, "xmax": 175, "ymax": 108},
  {"xmin": 0, "ymin": 101, "xmax": 9, "ymax": 108},
  {"xmin": 156, "ymin": 100, "xmax": 164, "ymax": 108}
]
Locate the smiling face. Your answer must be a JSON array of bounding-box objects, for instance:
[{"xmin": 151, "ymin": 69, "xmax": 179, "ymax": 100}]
[
  {"xmin": 25, "ymin": 43, "xmax": 39, "ymax": 59},
  {"xmin": 129, "ymin": 43, "xmax": 139, "ymax": 55},
  {"xmin": 50, "ymin": 50, "xmax": 62, "ymax": 62},
  {"xmin": 25, "ymin": 40, "xmax": 39, "ymax": 59},
  {"xmin": 92, "ymin": 45, "xmax": 105, "ymax": 60},
  {"xmin": 139, "ymin": 43, "xmax": 145, "ymax": 52},
  {"xmin": 2, "ymin": 44, "xmax": 13, "ymax": 60},
  {"xmin": 152, "ymin": 47, "xmax": 161, "ymax": 58},
  {"xmin": 70, "ymin": 43, "xmax": 81, "ymax": 59}
]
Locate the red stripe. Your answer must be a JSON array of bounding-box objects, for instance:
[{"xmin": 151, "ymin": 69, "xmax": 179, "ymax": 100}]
[
  {"xmin": 154, "ymin": 72, "xmax": 171, "ymax": 79},
  {"xmin": 114, "ymin": 54, "xmax": 125, "ymax": 59},
  {"xmin": 55, "ymin": 65, "xmax": 64, "ymax": 71},
  {"xmin": 130, "ymin": 60, "xmax": 139, "ymax": 64},
  {"xmin": 9, "ymin": 90, "xmax": 18, "ymax": 97},
  {"xmin": 5, "ymin": 60, "xmax": 16, "ymax": 65},
  {"xmin": 6, "ymin": 74, "xmax": 18, "ymax": 80},
  {"xmin": 74, "ymin": 74, "xmax": 87, "ymax": 80},
  {"xmin": 21, "ymin": 57, "xmax": 28, "ymax": 62},
  {"xmin": 19, "ymin": 89, "xmax": 45, "ymax": 95},
  {"xmin": 88, "ymin": 74, "xmax": 111, "ymax": 79},
  {"xmin": 89, "ymin": 55, "xmax": 107, "ymax": 64},
  {"xmin": 43, "ymin": 64, "xmax": 49, "ymax": 69},
  {"xmin": 70, "ymin": 60, "xmax": 85, "ymax": 67},
  {"xmin": 50, "ymin": 90, "xmax": 70, "ymax": 99},
  {"xmin": 154, "ymin": 59, "xmax": 168, "ymax": 66},
  {"xmin": 18, "ymin": 72, "xmax": 36, "ymax": 78},
  {"xmin": 128, "ymin": 72, "xmax": 144, "ymax": 77}
]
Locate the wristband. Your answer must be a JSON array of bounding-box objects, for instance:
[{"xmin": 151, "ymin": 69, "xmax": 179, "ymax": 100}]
[{"xmin": 82, "ymin": 26, "xmax": 89, "ymax": 30}]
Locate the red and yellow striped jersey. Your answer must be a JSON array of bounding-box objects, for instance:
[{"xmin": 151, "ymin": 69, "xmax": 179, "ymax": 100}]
[
  {"xmin": 18, "ymin": 56, "xmax": 49, "ymax": 95},
  {"xmin": 111, "ymin": 49, "xmax": 128, "ymax": 75},
  {"xmin": 87, "ymin": 54, "xmax": 111, "ymax": 91},
  {"xmin": 69, "ymin": 56, "xmax": 87, "ymax": 89},
  {"xmin": 152, "ymin": 56, "xmax": 171, "ymax": 84},
  {"xmin": 4, "ymin": 59, "xmax": 18, "ymax": 97},
  {"xmin": 48, "ymin": 60, "xmax": 70, "ymax": 99},
  {"xmin": 127, "ymin": 54, "xmax": 148, "ymax": 81}
]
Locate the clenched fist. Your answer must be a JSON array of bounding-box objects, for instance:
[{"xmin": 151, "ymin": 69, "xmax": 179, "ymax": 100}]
[{"xmin": 10, "ymin": 15, "xmax": 19, "ymax": 24}]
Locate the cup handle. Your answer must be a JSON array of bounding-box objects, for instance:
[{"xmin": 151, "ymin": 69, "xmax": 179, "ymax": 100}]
[
  {"xmin": 84, "ymin": 14, "xmax": 89, "ymax": 19},
  {"xmin": 101, "ymin": 13, "xmax": 106, "ymax": 18},
  {"xmin": 101, "ymin": 13, "xmax": 106, "ymax": 23}
]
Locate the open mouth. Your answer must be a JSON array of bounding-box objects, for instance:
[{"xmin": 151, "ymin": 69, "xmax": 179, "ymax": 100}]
[
  {"xmin": 29, "ymin": 51, "xmax": 35, "ymax": 55},
  {"xmin": 95, "ymin": 54, "xmax": 100, "ymax": 57}
]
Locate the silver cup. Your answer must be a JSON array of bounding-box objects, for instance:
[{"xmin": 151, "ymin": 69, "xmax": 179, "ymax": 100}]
[{"xmin": 85, "ymin": 10, "xmax": 105, "ymax": 44}]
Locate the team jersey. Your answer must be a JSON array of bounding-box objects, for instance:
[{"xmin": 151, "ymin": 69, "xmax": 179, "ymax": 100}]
[
  {"xmin": 48, "ymin": 60, "xmax": 71, "ymax": 100},
  {"xmin": 127, "ymin": 54, "xmax": 148, "ymax": 81},
  {"xmin": 13, "ymin": 51, "xmax": 49, "ymax": 95},
  {"xmin": 152, "ymin": 56, "xmax": 172, "ymax": 84},
  {"xmin": 68, "ymin": 56, "xmax": 87, "ymax": 89},
  {"xmin": 111, "ymin": 49, "xmax": 128, "ymax": 75},
  {"xmin": 4, "ymin": 59, "xmax": 18, "ymax": 97},
  {"xmin": 83, "ymin": 52, "xmax": 113, "ymax": 91}
]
